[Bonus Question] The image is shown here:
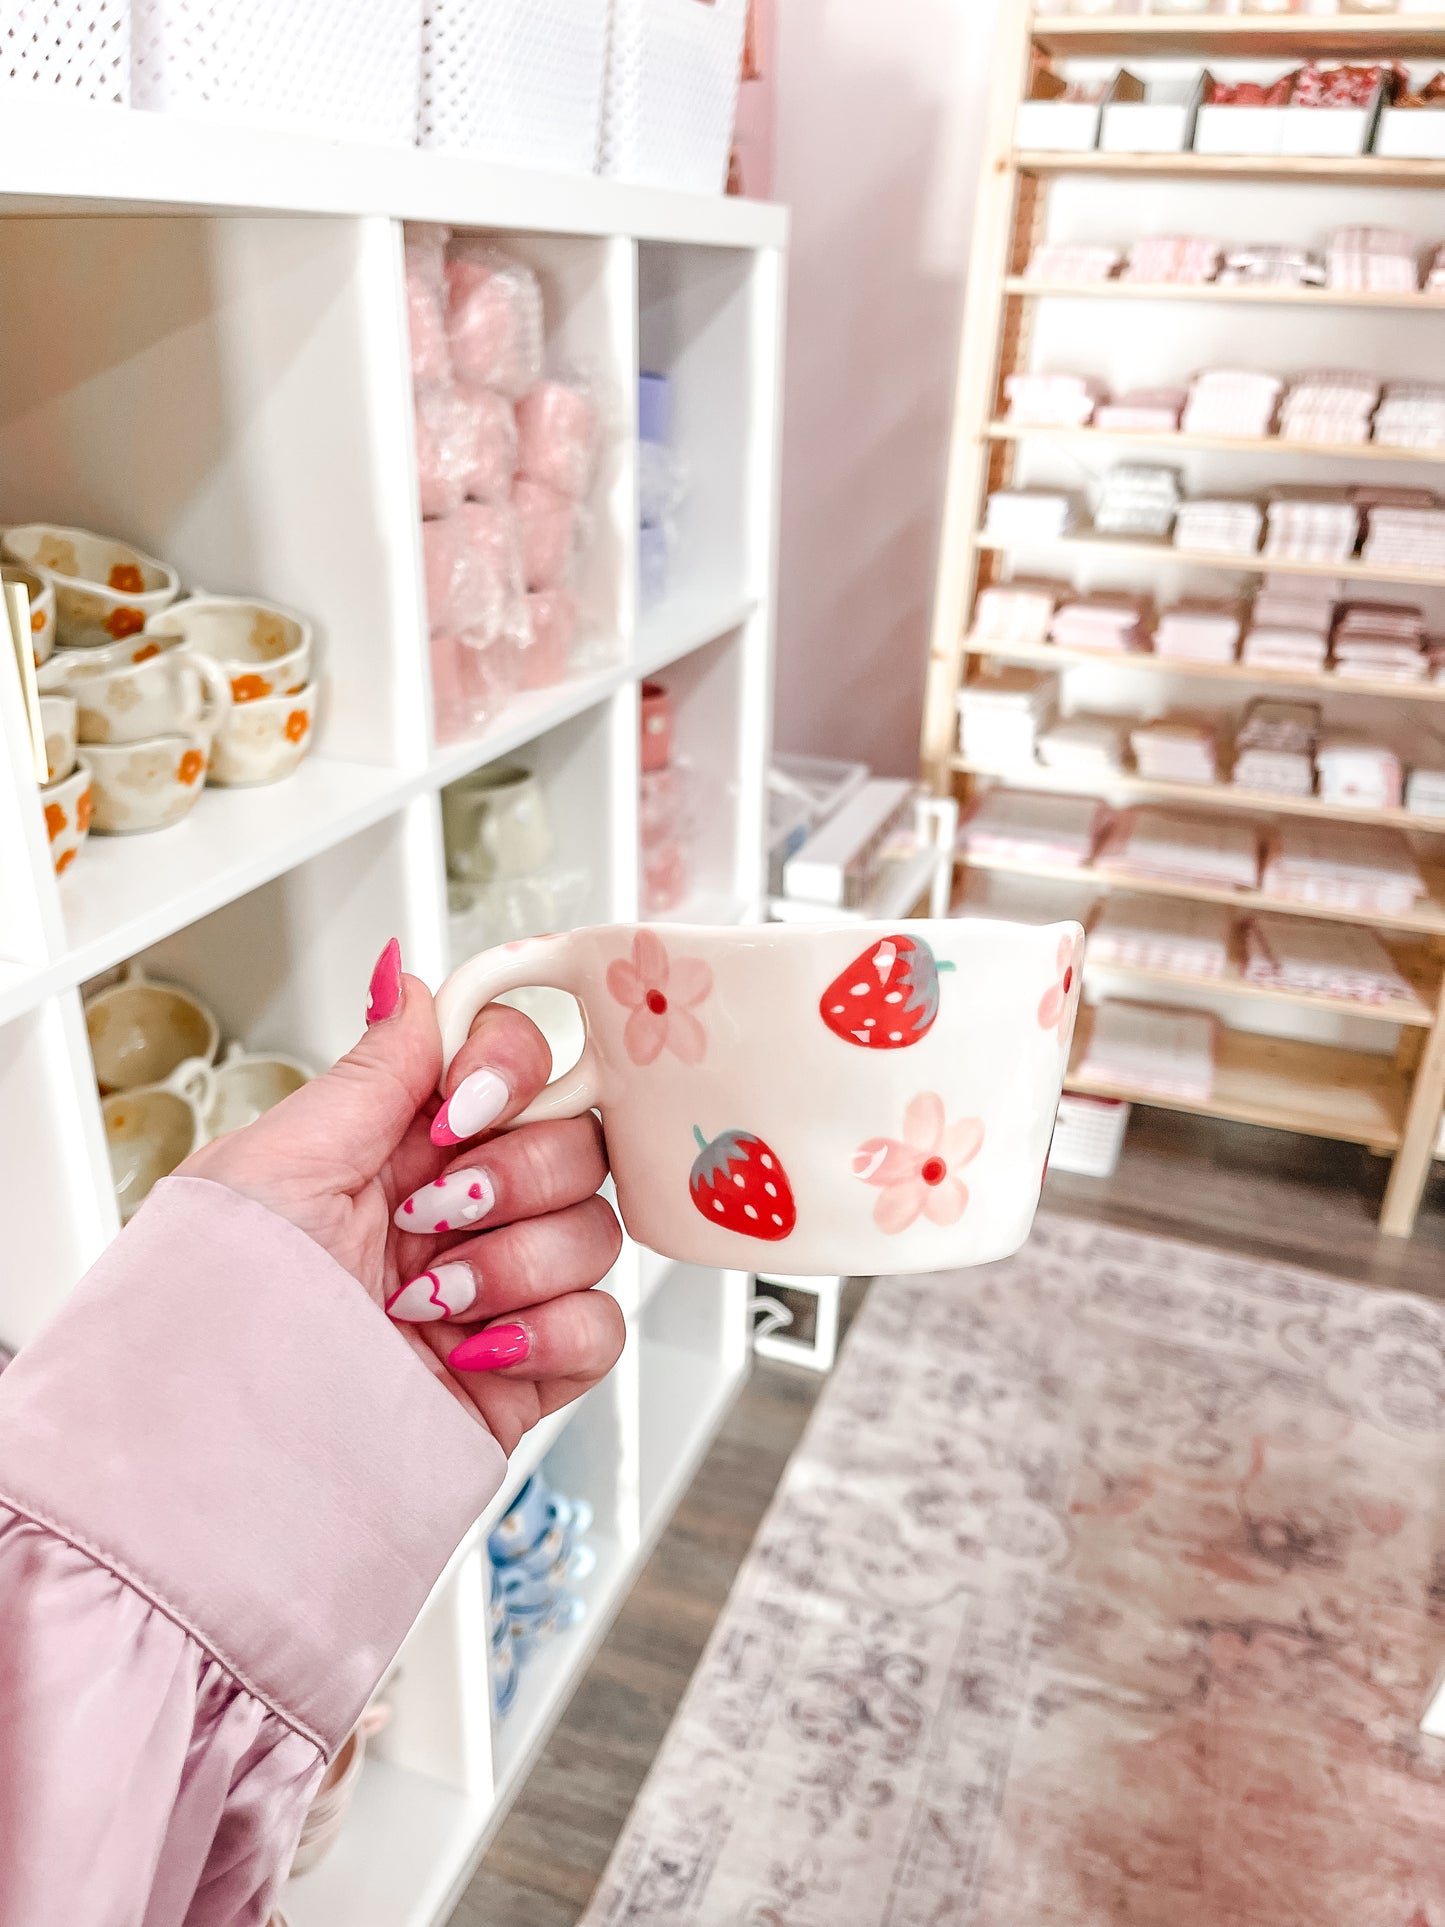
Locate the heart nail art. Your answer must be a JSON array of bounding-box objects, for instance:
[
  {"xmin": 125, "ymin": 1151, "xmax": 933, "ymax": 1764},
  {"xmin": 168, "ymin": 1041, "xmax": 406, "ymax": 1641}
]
[
  {"xmin": 394, "ymin": 1167, "xmax": 494, "ymax": 1233},
  {"xmin": 386, "ymin": 1261, "xmax": 476, "ymax": 1323}
]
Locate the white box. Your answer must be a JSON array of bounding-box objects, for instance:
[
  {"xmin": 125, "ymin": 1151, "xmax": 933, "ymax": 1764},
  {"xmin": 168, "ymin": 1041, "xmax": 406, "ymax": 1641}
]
[
  {"xmin": 1194, "ymin": 102, "xmax": 1285, "ymax": 155},
  {"xmin": 1016, "ymin": 67, "xmax": 1143, "ymax": 152},
  {"xmin": 1101, "ymin": 72, "xmax": 1206, "ymax": 154},
  {"xmin": 1049, "ymin": 1092, "xmax": 1131, "ymax": 1178},
  {"xmin": 1374, "ymin": 106, "xmax": 1445, "ymax": 159},
  {"xmin": 782, "ymin": 778, "xmax": 917, "ymax": 909},
  {"xmin": 1281, "ymin": 80, "xmax": 1384, "ymax": 157}
]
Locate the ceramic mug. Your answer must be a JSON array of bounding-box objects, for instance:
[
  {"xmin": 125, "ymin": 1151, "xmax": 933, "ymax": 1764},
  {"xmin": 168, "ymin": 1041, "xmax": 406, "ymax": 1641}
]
[
  {"xmin": 2, "ymin": 561, "xmax": 56, "ymax": 665},
  {"xmin": 84, "ymin": 961, "xmax": 220, "ymax": 1094},
  {"xmin": 207, "ymin": 683, "xmax": 317, "ymax": 787},
  {"xmin": 83, "ymin": 728, "xmax": 217, "ymax": 833},
  {"xmin": 200, "ymin": 1041, "xmax": 311, "ymax": 1137},
  {"xmin": 102, "ymin": 1057, "xmax": 211, "ymax": 1223},
  {"xmin": 40, "ymin": 644, "xmax": 231, "ymax": 747},
  {"xmin": 39, "ymin": 759, "xmax": 93, "ymax": 876},
  {"xmin": 40, "ymin": 694, "xmax": 77, "ymax": 784},
  {"xmin": 145, "ymin": 593, "xmax": 314, "ymax": 706},
  {"xmin": 443, "ymin": 765, "xmax": 554, "ymax": 884},
  {"xmin": 436, "ymin": 918, "xmax": 1085, "ymax": 1277},
  {"xmin": 2, "ymin": 523, "xmax": 179, "ymax": 648}
]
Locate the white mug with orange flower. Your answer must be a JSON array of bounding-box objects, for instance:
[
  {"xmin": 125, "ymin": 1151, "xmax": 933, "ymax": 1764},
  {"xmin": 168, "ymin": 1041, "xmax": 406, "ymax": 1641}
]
[
  {"xmin": 208, "ymin": 682, "xmax": 318, "ymax": 787},
  {"xmin": 435, "ymin": 918, "xmax": 1084, "ymax": 1277},
  {"xmin": 39, "ymin": 645, "xmax": 231, "ymax": 747}
]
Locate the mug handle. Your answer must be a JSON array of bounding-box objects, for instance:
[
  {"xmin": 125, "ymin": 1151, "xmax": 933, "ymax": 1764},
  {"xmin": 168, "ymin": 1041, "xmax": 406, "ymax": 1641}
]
[
  {"xmin": 433, "ymin": 931, "xmax": 602, "ymax": 1126},
  {"xmin": 173, "ymin": 653, "xmax": 232, "ymax": 740}
]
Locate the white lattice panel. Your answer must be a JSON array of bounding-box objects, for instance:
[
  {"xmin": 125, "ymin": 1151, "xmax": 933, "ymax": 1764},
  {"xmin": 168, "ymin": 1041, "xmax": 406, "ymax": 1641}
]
[{"xmin": 418, "ymin": 0, "xmax": 608, "ymax": 174}]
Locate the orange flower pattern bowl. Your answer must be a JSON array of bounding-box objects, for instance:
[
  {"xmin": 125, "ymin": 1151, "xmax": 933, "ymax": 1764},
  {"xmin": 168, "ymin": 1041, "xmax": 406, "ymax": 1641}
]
[
  {"xmin": 145, "ymin": 594, "xmax": 313, "ymax": 707},
  {"xmin": 2, "ymin": 524, "xmax": 178, "ymax": 649},
  {"xmin": 39, "ymin": 645, "xmax": 231, "ymax": 748},
  {"xmin": 208, "ymin": 681, "xmax": 319, "ymax": 788},
  {"xmin": 2, "ymin": 562, "xmax": 56, "ymax": 666},
  {"xmin": 39, "ymin": 760, "xmax": 94, "ymax": 876},
  {"xmin": 81, "ymin": 729, "xmax": 215, "ymax": 833}
]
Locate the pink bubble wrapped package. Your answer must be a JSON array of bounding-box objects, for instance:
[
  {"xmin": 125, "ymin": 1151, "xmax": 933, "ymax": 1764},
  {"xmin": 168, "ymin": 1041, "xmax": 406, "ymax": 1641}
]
[
  {"xmin": 404, "ymin": 225, "xmax": 451, "ymax": 389},
  {"xmin": 422, "ymin": 505, "xmax": 524, "ymax": 641},
  {"xmin": 512, "ymin": 476, "xmax": 577, "ymax": 592},
  {"xmin": 414, "ymin": 385, "xmax": 477, "ymax": 519},
  {"xmin": 515, "ymin": 380, "xmax": 598, "ymax": 500},
  {"xmin": 463, "ymin": 384, "xmax": 519, "ymax": 504},
  {"xmin": 445, "ymin": 243, "xmax": 544, "ymax": 398},
  {"xmin": 520, "ymin": 589, "xmax": 577, "ymax": 690},
  {"xmin": 431, "ymin": 627, "xmax": 524, "ymax": 742}
]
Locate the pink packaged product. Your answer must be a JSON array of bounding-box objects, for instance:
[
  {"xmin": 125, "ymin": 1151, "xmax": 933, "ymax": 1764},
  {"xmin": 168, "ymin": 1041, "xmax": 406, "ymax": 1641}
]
[
  {"xmin": 521, "ymin": 588, "xmax": 577, "ymax": 690},
  {"xmin": 430, "ymin": 628, "xmax": 525, "ymax": 742},
  {"xmin": 422, "ymin": 506, "xmax": 524, "ymax": 640},
  {"xmin": 515, "ymin": 381, "xmax": 598, "ymax": 499},
  {"xmin": 405, "ymin": 224, "xmax": 451, "ymax": 389},
  {"xmin": 463, "ymin": 384, "xmax": 518, "ymax": 504},
  {"xmin": 512, "ymin": 476, "xmax": 576, "ymax": 592},
  {"xmin": 445, "ymin": 243, "xmax": 544, "ymax": 398},
  {"xmin": 414, "ymin": 385, "xmax": 477, "ymax": 519}
]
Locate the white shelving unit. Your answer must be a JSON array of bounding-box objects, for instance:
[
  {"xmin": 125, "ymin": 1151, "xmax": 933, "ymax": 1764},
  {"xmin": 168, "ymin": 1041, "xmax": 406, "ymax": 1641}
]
[{"xmin": 0, "ymin": 107, "xmax": 785, "ymax": 1927}]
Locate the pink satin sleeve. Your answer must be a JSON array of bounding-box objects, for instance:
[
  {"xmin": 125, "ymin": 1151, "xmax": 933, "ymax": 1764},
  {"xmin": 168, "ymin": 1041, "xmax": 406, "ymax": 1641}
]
[{"xmin": 0, "ymin": 1176, "xmax": 507, "ymax": 1927}]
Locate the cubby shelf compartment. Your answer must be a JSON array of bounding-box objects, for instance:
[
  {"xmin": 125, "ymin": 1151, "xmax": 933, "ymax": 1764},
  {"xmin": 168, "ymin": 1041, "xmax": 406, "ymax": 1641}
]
[{"xmin": 966, "ymin": 635, "xmax": 1445, "ymax": 706}]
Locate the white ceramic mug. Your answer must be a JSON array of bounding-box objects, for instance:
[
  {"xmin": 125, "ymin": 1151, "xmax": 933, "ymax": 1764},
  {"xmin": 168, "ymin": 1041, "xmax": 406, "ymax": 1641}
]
[
  {"xmin": 435, "ymin": 918, "xmax": 1084, "ymax": 1277},
  {"xmin": 207, "ymin": 682, "xmax": 318, "ymax": 787},
  {"xmin": 200, "ymin": 1041, "xmax": 312, "ymax": 1137},
  {"xmin": 39, "ymin": 759, "xmax": 93, "ymax": 877},
  {"xmin": 102, "ymin": 1057, "xmax": 211, "ymax": 1223},
  {"xmin": 443, "ymin": 765, "xmax": 553, "ymax": 883},
  {"xmin": 2, "ymin": 561, "xmax": 56, "ymax": 665},
  {"xmin": 84, "ymin": 960, "xmax": 220, "ymax": 1094},
  {"xmin": 2, "ymin": 523, "xmax": 179, "ymax": 648},
  {"xmin": 83, "ymin": 729, "xmax": 216, "ymax": 833},
  {"xmin": 40, "ymin": 644, "xmax": 231, "ymax": 747},
  {"xmin": 40, "ymin": 694, "xmax": 77, "ymax": 784},
  {"xmin": 145, "ymin": 593, "xmax": 314, "ymax": 706}
]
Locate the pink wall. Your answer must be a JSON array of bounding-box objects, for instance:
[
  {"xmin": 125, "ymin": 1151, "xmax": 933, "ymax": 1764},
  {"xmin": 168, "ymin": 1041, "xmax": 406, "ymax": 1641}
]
[{"xmin": 769, "ymin": 0, "xmax": 999, "ymax": 775}]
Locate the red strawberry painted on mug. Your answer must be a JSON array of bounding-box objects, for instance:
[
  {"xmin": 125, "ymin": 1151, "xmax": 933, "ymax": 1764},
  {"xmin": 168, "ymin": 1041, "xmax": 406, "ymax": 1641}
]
[
  {"xmin": 689, "ymin": 1126, "xmax": 796, "ymax": 1239},
  {"xmin": 820, "ymin": 934, "xmax": 954, "ymax": 1050}
]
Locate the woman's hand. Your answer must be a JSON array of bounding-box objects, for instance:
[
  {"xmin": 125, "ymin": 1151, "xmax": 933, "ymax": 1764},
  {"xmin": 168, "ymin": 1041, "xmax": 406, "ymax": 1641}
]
[{"xmin": 180, "ymin": 941, "xmax": 624, "ymax": 1452}]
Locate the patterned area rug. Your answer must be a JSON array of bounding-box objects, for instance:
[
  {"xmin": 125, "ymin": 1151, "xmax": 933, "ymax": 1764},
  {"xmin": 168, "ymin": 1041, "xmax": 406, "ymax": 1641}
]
[{"xmin": 582, "ymin": 1215, "xmax": 1445, "ymax": 1926}]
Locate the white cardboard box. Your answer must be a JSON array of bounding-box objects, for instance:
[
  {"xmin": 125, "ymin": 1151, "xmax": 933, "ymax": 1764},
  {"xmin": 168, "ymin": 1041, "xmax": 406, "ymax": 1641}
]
[
  {"xmin": 1374, "ymin": 105, "xmax": 1445, "ymax": 159},
  {"xmin": 1281, "ymin": 80, "xmax": 1385, "ymax": 156},
  {"xmin": 1101, "ymin": 72, "xmax": 1207, "ymax": 154},
  {"xmin": 1194, "ymin": 100, "xmax": 1285, "ymax": 156},
  {"xmin": 1016, "ymin": 67, "xmax": 1143, "ymax": 152}
]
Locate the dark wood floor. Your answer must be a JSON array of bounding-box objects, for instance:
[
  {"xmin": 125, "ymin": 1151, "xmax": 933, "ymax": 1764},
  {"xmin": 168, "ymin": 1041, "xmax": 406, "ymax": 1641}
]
[{"xmin": 448, "ymin": 1112, "xmax": 1445, "ymax": 1925}]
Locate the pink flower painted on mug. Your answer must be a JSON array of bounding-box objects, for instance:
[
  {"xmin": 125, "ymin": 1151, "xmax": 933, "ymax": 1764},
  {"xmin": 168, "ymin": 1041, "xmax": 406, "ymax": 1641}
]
[
  {"xmin": 852, "ymin": 1092, "xmax": 983, "ymax": 1234},
  {"xmin": 1037, "ymin": 932, "xmax": 1080, "ymax": 1042},
  {"xmin": 607, "ymin": 930, "xmax": 713, "ymax": 1066}
]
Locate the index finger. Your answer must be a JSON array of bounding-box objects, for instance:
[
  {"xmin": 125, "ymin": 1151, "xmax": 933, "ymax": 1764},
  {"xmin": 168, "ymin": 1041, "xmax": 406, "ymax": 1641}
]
[{"xmin": 431, "ymin": 1000, "xmax": 552, "ymax": 1148}]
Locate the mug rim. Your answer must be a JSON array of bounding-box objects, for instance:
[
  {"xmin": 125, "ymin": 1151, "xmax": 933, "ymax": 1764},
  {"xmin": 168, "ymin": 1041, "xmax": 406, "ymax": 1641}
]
[
  {"xmin": 2, "ymin": 522, "xmax": 179, "ymax": 601},
  {"xmin": 216, "ymin": 680, "xmax": 318, "ymax": 720},
  {"xmin": 147, "ymin": 591, "xmax": 314, "ymax": 660}
]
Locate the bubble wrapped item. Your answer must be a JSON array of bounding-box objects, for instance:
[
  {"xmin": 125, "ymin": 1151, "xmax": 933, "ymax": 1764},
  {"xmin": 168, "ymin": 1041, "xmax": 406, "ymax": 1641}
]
[
  {"xmin": 512, "ymin": 477, "xmax": 577, "ymax": 593},
  {"xmin": 515, "ymin": 381, "xmax": 598, "ymax": 500},
  {"xmin": 463, "ymin": 385, "xmax": 519, "ymax": 505},
  {"xmin": 456, "ymin": 623, "xmax": 525, "ymax": 729},
  {"xmin": 404, "ymin": 225, "xmax": 451, "ymax": 389},
  {"xmin": 414, "ymin": 385, "xmax": 477, "ymax": 519},
  {"xmin": 445, "ymin": 244, "xmax": 544, "ymax": 399},
  {"xmin": 521, "ymin": 589, "xmax": 577, "ymax": 690},
  {"xmin": 423, "ymin": 506, "xmax": 524, "ymax": 641},
  {"xmin": 641, "ymin": 836, "xmax": 690, "ymax": 916}
]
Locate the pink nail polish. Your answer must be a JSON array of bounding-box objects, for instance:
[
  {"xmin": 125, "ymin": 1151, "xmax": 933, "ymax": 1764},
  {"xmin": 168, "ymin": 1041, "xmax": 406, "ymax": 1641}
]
[
  {"xmin": 393, "ymin": 1168, "xmax": 493, "ymax": 1233},
  {"xmin": 386, "ymin": 1262, "xmax": 477, "ymax": 1324},
  {"xmin": 366, "ymin": 939, "xmax": 402, "ymax": 1026},
  {"xmin": 431, "ymin": 1068, "xmax": 509, "ymax": 1147},
  {"xmin": 448, "ymin": 1324, "xmax": 529, "ymax": 1373}
]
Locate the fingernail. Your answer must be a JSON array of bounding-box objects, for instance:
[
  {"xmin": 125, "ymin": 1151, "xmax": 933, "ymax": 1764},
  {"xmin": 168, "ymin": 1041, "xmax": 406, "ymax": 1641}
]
[
  {"xmin": 366, "ymin": 939, "xmax": 402, "ymax": 1026},
  {"xmin": 431, "ymin": 1068, "xmax": 509, "ymax": 1147},
  {"xmin": 394, "ymin": 1167, "xmax": 493, "ymax": 1233},
  {"xmin": 386, "ymin": 1262, "xmax": 477, "ymax": 1324},
  {"xmin": 448, "ymin": 1323, "xmax": 529, "ymax": 1373}
]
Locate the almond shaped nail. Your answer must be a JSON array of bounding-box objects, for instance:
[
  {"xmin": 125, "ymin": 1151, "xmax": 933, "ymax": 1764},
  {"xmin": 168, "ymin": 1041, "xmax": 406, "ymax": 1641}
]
[
  {"xmin": 386, "ymin": 1262, "xmax": 476, "ymax": 1324},
  {"xmin": 366, "ymin": 938, "xmax": 402, "ymax": 1026},
  {"xmin": 448, "ymin": 1323, "xmax": 529, "ymax": 1373},
  {"xmin": 394, "ymin": 1167, "xmax": 494, "ymax": 1233},
  {"xmin": 431, "ymin": 1068, "xmax": 510, "ymax": 1147}
]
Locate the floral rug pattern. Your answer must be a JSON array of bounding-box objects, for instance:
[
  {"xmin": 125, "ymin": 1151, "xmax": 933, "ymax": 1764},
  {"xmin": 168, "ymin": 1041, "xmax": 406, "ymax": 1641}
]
[{"xmin": 583, "ymin": 1215, "xmax": 1445, "ymax": 1926}]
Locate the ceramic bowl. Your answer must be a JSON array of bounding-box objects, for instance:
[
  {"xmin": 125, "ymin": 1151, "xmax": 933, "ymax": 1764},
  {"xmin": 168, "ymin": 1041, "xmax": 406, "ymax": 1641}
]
[
  {"xmin": 2, "ymin": 523, "xmax": 179, "ymax": 649},
  {"xmin": 40, "ymin": 694, "xmax": 77, "ymax": 784},
  {"xmin": 39, "ymin": 760, "xmax": 93, "ymax": 877},
  {"xmin": 85, "ymin": 963, "xmax": 220, "ymax": 1094},
  {"xmin": 83, "ymin": 730, "xmax": 214, "ymax": 834},
  {"xmin": 2, "ymin": 561, "xmax": 56, "ymax": 665},
  {"xmin": 207, "ymin": 682, "xmax": 318, "ymax": 788},
  {"xmin": 102, "ymin": 1060, "xmax": 209, "ymax": 1223},
  {"xmin": 41, "ymin": 639, "xmax": 231, "ymax": 746},
  {"xmin": 201, "ymin": 1042, "xmax": 312, "ymax": 1138},
  {"xmin": 146, "ymin": 594, "xmax": 314, "ymax": 706}
]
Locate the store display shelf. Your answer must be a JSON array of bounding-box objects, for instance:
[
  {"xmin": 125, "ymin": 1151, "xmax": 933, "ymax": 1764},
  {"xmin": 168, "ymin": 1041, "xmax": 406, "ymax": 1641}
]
[
  {"xmin": 635, "ymin": 587, "xmax": 759, "ymax": 680},
  {"xmin": 282, "ymin": 1758, "xmax": 486, "ymax": 1927},
  {"xmin": 1003, "ymin": 277, "xmax": 1445, "ymax": 311},
  {"xmin": 988, "ymin": 420, "xmax": 1445, "ymax": 465},
  {"xmin": 427, "ymin": 661, "xmax": 627, "ymax": 789},
  {"xmin": 976, "ymin": 530, "xmax": 1445, "ymax": 590},
  {"xmin": 1016, "ymin": 151, "xmax": 1445, "ymax": 188},
  {"xmin": 0, "ymin": 99, "xmax": 788, "ymax": 250},
  {"xmin": 957, "ymin": 844, "xmax": 1445, "ymax": 940},
  {"xmin": 965, "ymin": 635, "xmax": 1445, "ymax": 707},
  {"xmin": 637, "ymin": 1246, "xmax": 673, "ymax": 1311},
  {"xmin": 640, "ymin": 1339, "xmax": 747, "ymax": 1540},
  {"xmin": 953, "ymin": 757, "xmax": 1445, "ymax": 836},
  {"xmin": 1083, "ymin": 948, "xmax": 1436, "ymax": 1030},
  {"xmin": 1066, "ymin": 1005, "xmax": 1409, "ymax": 1149},
  {"xmin": 1031, "ymin": 12, "xmax": 1445, "ymax": 58}
]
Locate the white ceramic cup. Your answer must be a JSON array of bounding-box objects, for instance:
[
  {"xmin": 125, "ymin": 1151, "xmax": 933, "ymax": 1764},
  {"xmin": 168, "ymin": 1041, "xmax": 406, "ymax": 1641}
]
[
  {"xmin": 145, "ymin": 593, "xmax": 314, "ymax": 706},
  {"xmin": 443, "ymin": 765, "xmax": 554, "ymax": 883},
  {"xmin": 435, "ymin": 918, "xmax": 1085, "ymax": 1277},
  {"xmin": 39, "ymin": 643, "xmax": 231, "ymax": 747},
  {"xmin": 102, "ymin": 1057, "xmax": 211, "ymax": 1223},
  {"xmin": 39, "ymin": 759, "xmax": 93, "ymax": 877},
  {"xmin": 207, "ymin": 682, "xmax": 318, "ymax": 787},
  {"xmin": 84, "ymin": 960, "xmax": 220, "ymax": 1094},
  {"xmin": 40, "ymin": 694, "xmax": 77, "ymax": 784},
  {"xmin": 2, "ymin": 561, "xmax": 56, "ymax": 665},
  {"xmin": 83, "ymin": 729, "xmax": 216, "ymax": 833},
  {"xmin": 2, "ymin": 523, "xmax": 179, "ymax": 648},
  {"xmin": 200, "ymin": 1041, "xmax": 312, "ymax": 1137}
]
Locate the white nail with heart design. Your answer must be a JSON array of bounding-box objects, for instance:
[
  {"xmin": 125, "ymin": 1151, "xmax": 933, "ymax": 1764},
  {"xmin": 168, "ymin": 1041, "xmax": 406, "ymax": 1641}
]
[
  {"xmin": 394, "ymin": 1167, "xmax": 494, "ymax": 1233},
  {"xmin": 386, "ymin": 1261, "xmax": 477, "ymax": 1323}
]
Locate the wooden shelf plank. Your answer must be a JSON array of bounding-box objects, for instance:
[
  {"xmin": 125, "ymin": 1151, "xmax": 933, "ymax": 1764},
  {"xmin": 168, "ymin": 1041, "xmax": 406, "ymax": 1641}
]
[
  {"xmin": 1066, "ymin": 1006, "xmax": 1410, "ymax": 1148},
  {"xmin": 1082, "ymin": 947, "xmax": 1436, "ymax": 1029},
  {"xmin": 965, "ymin": 634, "xmax": 1445, "ymax": 705},
  {"xmin": 1003, "ymin": 276, "xmax": 1445, "ymax": 312},
  {"xmin": 953, "ymin": 756, "xmax": 1445, "ymax": 835},
  {"xmin": 1016, "ymin": 151, "xmax": 1445, "ymax": 187},
  {"xmin": 957, "ymin": 843, "xmax": 1445, "ymax": 939},
  {"xmin": 987, "ymin": 419, "xmax": 1445, "ymax": 464},
  {"xmin": 976, "ymin": 529, "xmax": 1445, "ymax": 589},
  {"xmin": 1032, "ymin": 13, "xmax": 1445, "ymax": 57}
]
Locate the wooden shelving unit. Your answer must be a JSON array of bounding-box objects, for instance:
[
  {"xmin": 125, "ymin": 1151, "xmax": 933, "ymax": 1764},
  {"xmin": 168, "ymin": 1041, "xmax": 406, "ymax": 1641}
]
[{"xmin": 922, "ymin": 0, "xmax": 1445, "ymax": 1234}]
